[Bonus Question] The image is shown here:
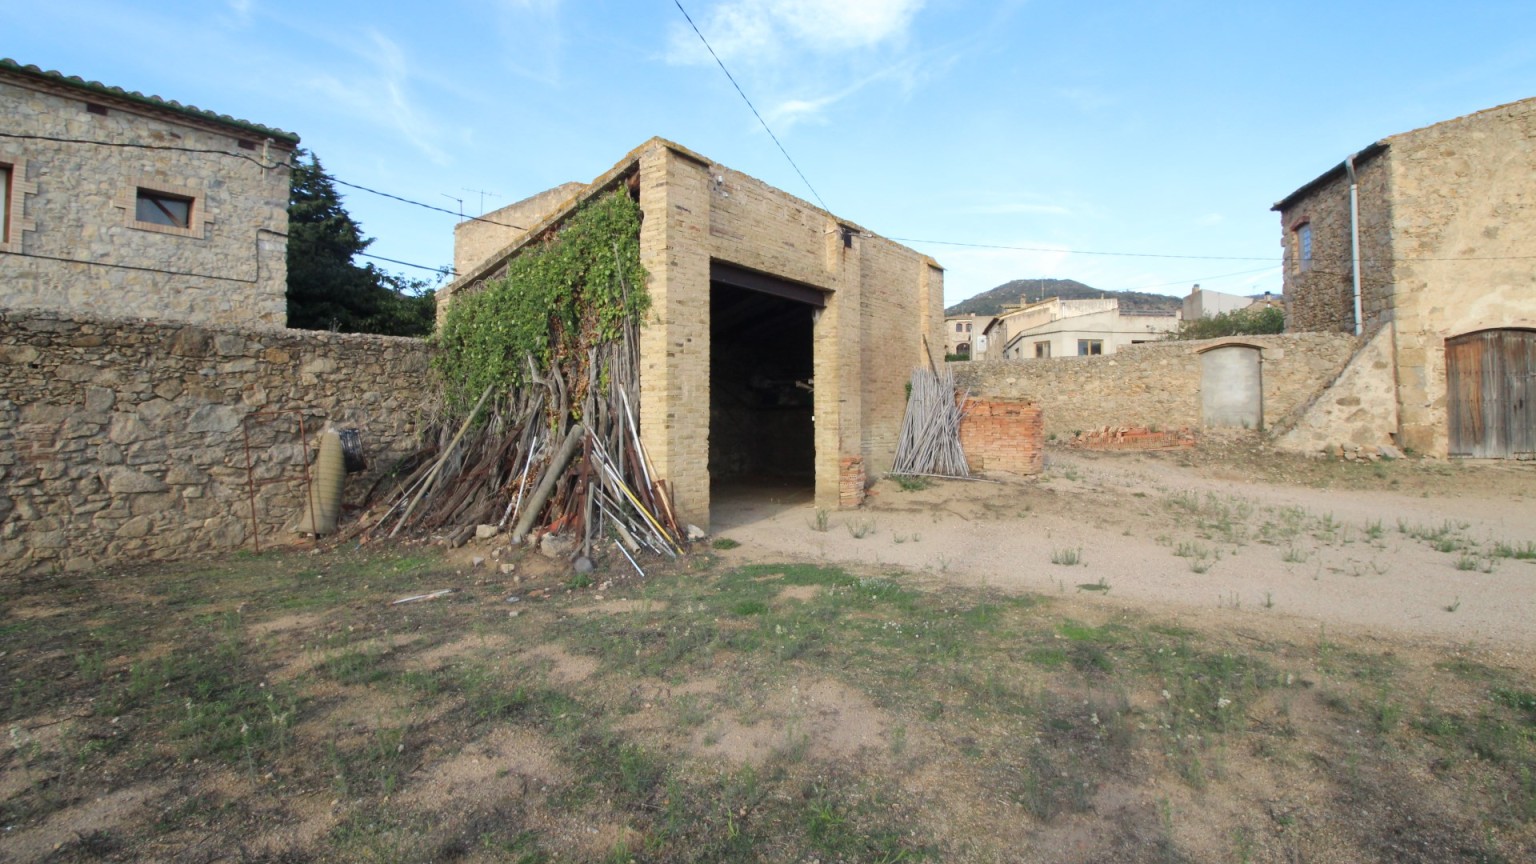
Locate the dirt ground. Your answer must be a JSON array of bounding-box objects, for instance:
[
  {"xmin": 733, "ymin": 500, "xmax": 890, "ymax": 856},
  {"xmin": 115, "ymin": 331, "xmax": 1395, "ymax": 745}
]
[
  {"xmin": 5, "ymin": 441, "xmax": 1536, "ymax": 863},
  {"xmin": 715, "ymin": 442, "xmax": 1536, "ymax": 659}
]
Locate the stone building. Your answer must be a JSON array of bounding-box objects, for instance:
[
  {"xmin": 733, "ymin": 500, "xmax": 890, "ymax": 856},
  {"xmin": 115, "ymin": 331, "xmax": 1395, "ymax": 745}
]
[
  {"xmin": 943, "ymin": 313, "xmax": 993, "ymax": 359},
  {"xmin": 441, "ymin": 137, "xmax": 944, "ymax": 527},
  {"xmin": 0, "ymin": 59, "xmax": 299, "ymax": 327},
  {"xmin": 1274, "ymin": 96, "xmax": 1536, "ymax": 457},
  {"xmin": 985, "ymin": 296, "xmax": 1178, "ymax": 360}
]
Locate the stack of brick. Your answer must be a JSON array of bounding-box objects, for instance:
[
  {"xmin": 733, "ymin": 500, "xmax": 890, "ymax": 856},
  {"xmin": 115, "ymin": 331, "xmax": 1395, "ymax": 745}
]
[
  {"xmin": 838, "ymin": 455, "xmax": 866, "ymax": 507},
  {"xmin": 959, "ymin": 399, "xmax": 1044, "ymax": 475},
  {"xmin": 1069, "ymin": 426, "xmax": 1197, "ymax": 451}
]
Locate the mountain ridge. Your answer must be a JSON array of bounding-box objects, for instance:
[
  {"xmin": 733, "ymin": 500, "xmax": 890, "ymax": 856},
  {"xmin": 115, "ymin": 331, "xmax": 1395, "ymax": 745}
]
[{"xmin": 945, "ymin": 278, "xmax": 1184, "ymax": 317}]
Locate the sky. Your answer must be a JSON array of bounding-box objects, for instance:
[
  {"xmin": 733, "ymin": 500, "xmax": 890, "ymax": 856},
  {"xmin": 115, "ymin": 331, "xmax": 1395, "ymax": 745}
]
[{"xmin": 9, "ymin": 0, "xmax": 1536, "ymax": 307}]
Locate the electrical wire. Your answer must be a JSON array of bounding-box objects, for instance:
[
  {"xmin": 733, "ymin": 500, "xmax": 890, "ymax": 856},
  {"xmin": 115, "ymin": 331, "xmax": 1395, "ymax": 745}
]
[
  {"xmin": 11, "ymin": 131, "xmax": 1534, "ymax": 266},
  {"xmin": 671, "ymin": 0, "xmax": 829, "ymax": 212},
  {"xmin": 0, "ymin": 131, "xmax": 527, "ymax": 231}
]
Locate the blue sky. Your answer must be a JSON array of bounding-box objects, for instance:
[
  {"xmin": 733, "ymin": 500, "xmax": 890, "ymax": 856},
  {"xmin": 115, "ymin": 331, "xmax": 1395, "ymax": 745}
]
[{"xmin": 10, "ymin": 0, "xmax": 1536, "ymax": 306}]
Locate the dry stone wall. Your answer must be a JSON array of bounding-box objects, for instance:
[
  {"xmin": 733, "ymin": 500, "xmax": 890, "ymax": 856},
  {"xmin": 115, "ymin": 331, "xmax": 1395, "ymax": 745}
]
[
  {"xmin": 0, "ymin": 310, "xmax": 435, "ymax": 577},
  {"xmin": 953, "ymin": 333, "xmax": 1357, "ymax": 439}
]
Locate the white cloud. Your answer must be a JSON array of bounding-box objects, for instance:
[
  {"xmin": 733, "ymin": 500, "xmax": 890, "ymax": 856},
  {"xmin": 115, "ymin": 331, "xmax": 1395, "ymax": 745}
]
[
  {"xmin": 1195, "ymin": 212, "xmax": 1225, "ymax": 227},
  {"xmin": 307, "ymin": 30, "xmax": 451, "ymax": 165},
  {"xmin": 667, "ymin": 0, "xmax": 926, "ymax": 65}
]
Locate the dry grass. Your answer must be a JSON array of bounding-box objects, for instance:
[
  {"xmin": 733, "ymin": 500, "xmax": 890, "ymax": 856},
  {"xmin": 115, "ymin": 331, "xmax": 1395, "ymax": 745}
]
[{"xmin": 2, "ymin": 543, "xmax": 1534, "ymax": 862}]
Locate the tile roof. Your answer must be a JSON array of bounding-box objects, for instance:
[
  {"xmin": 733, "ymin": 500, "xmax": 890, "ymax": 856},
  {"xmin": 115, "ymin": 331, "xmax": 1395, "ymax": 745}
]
[{"xmin": 1, "ymin": 58, "xmax": 299, "ymax": 144}]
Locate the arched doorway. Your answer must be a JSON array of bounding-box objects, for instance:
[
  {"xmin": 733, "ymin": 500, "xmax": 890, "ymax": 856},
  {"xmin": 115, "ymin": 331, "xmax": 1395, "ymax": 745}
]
[{"xmin": 1200, "ymin": 344, "xmax": 1263, "ymax": 430}]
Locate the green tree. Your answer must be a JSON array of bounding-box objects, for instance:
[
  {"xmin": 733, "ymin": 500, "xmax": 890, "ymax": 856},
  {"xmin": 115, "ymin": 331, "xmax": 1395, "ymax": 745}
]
[
  {"xmin": 285, "ymin": 149, "xmax": 437, "ymax": 336},
  {"xmin": 1168, "ymin": 305, "xmax": 1285, "ymax": 340}
]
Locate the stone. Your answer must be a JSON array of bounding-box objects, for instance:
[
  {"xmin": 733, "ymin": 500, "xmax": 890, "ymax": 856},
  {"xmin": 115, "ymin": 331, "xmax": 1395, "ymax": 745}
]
[
  {"xmin": 499, "ymin": 563, "xmax": 517, "ymax": 576},
  {"xmin": 686, "ymin": 523, "xmax": 707, "ymax": 541},
  {"xmin": 109, "ymin": 413, "xmax": 152, "ymax": 444},
  {"xmin": 117, "ymin": 516, "xmax": 152, "ymax": 538},
  {"xmin": 539, "ymin": 533, "xmax": 576, "ymax": 559},
  {"xmin": 471, "ymin": 556, "xmax": 486, "ymax": 569},
  {"xmin": 573, "ymin": 556, "xmax": 594, "ymax": 574},
  {"xmin": 185, "ymin": 404, "xmax": 241, "ymax": 434},
  {"xmin": 101, "ymin": 466, "xmax": 167, "ymax": 494},
  {"xmin": 475, "ymin": 524, "xmax": 499, "ymax": 540},
  {"xmin": 1379, "ymin": 444, "xmax": 1405, "ymax": 460}
]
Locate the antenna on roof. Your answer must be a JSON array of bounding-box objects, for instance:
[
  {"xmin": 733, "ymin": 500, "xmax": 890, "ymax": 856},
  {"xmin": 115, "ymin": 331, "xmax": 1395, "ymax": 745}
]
[
  {"xmin": 440, "ymin": 193, "xmax": 464, "ymax": 218},
  {"xmin": 462, "ymin": 188, "xmax": 499, "ymax": 215}
]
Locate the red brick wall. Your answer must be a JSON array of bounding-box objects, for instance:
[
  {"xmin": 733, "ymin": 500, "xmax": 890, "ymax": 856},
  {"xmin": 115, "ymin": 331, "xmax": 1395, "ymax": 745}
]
[
  {"xmin": 959, "ymin": 399, "xmax": 1044, "ymax": 475},
  {"xmin": 839, "ymin": 455, "xmax": 866, "ymax": 507},
  {"xmin": 1069, "ymin": 426, "xmax": 1196, "ymax": 451}
]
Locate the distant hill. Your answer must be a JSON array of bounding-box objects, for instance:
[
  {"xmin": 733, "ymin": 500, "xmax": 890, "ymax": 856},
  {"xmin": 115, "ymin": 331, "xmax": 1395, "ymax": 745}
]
[{"xmin": 945, "ymin": 278, "xmax": 1183, "ymax": 317}]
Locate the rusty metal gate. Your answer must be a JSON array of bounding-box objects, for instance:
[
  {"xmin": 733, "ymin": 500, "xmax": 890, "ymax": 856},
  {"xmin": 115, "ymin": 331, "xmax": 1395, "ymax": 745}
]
[{"xmin": 1446, "ymin": 329, "xmax": 1536, "ymax": 459}]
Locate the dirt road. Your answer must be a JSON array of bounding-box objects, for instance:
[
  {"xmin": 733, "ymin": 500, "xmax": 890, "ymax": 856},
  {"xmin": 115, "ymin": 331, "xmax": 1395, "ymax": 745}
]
[{"xmin": 715, "ymin": 446, "xmax": 1536, "ymax": 655}]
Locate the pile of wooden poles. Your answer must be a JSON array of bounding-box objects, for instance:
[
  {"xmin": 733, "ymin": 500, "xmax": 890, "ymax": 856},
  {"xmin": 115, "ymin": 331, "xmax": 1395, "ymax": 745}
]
[
  {"xmin": 889, "ymin": 365, "xmax": 971, "ymax": 478},
  {"xmin": 355, "ymin": 319, "xmax": 684, "ymax": 573}
]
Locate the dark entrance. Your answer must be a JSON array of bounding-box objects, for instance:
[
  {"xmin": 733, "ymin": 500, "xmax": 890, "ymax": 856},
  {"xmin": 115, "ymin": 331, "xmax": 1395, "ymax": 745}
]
[
  {"xmin": 1447, "ymin": 329, "xmax": 1536, "ymax": 459},
  {"xmin": 709, "ymin": 264, "xmax": 819, "ymax": 496}
]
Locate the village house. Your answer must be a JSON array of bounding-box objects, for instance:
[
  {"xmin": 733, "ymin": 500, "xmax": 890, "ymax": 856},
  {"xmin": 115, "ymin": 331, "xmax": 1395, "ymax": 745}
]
[
  {"xmin": 983, "ymin": 295, "xmax": 1178, "ymax": 360},
  {"xmin": 440, "ymin": 137, "xmax": 944, "ymax": 527},
  {"xmin": 1274, "ymin": 95, "xmax": 1536, "ymax": 458},
  {"xmin": 1181, "ymin": 284, "xmax": 1277, "ymax": 320},
  {"xmin": 0, "ymin": 59, "xmax": 298, "ymax": 327},
  {"xmin": 943, "ymin": 312, "xmax": 993, "ymax": 359}
]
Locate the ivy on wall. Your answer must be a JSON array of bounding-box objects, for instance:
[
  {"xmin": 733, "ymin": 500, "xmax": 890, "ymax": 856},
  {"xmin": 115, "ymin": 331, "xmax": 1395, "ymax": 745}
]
[{"xmin": 434, "ymin": 189, "xmax": 649, "ymax": 412}]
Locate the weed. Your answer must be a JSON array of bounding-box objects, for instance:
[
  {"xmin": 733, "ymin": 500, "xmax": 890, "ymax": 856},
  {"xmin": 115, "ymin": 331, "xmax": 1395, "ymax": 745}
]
[
  {"xmin": 1445, "ymin": 596, "xmax": 1461, "ymax": 613},
  {"xmin": 1364, "ymin": 519, "xmax": 1385, "ymax": 540},
  {"xmin": 847, "ymin": 517, "xmax": 878, "ymax": 539},
  {"xmin": 711, "ymin": 537, "xmax": 741, "ymax": 550},
  {"xmin": 1051, "ymin": 547, "xmax": 1083, "ymax": 566},
  {"xmin": 891, "ymin": 474, "xmax": 933, "ymax": 492},
  {"xmin": 810, "ymin": 509, "xmax": 831, "ymax": 532},
  {"xmin": 1077, "ymin": 578, "xmax": 1110, "ymax": 594},
  {"xmin": 1492, "ymin": 540, "xmax": 1536, "ymax": 560},
  {"xmin": 1281, "ymin": 544, "xmax": 1308, "ymax": 563}
]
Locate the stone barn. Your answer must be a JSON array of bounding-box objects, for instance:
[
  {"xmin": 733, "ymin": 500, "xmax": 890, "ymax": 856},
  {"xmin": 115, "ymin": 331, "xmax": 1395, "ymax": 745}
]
[
  {"xmin": 441, "ymin": 138, "xmax": 944, "ymax": 528},
  {"xmin": 1274, "ymin": 96, "xmax": 1536, "ymax": 458}
]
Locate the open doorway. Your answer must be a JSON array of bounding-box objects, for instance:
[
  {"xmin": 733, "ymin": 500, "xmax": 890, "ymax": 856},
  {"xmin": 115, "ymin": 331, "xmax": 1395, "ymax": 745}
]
[{"xmin": 709, "ymin": 267, "xmax": 818, "ymax": 512}]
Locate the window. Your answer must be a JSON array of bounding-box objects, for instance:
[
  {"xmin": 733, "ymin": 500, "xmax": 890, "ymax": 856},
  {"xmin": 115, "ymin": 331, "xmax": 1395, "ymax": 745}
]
[
  {"xmin": 1034, "ymin": 341, "xmax": 1051, "ymax": 358},
  {"xmin": 1, "ymin": 164, "xmax": 10, "ymax": 243},
  {"xmin": 0, "ymin": 158, "xmax": 35, "ymax": 252},
  {"xmin": 1294, "ymin": 222, "xmax": 1312, "ymax": 272},
  {"xmin": 1077, "ymin": 339, "xmax": 1103, "ymax": 356},
  {"xmin": 116, "ymin": 180, "xmax": 207, "ymax": 238},
  {"xmin": 136, "ymin": 188, "xmax": 193, "ymax": 229}
]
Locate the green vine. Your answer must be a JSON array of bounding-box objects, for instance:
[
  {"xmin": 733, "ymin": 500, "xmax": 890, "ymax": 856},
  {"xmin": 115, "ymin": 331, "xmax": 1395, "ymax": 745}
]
[{"xmin": 434, "ymin": 189, "xmax": 649, "ymax": 412}]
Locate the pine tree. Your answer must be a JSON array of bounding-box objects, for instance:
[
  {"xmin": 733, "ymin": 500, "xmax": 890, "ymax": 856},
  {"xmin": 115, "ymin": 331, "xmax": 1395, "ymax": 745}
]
[{"xmin": 285, "ymin": 150, "xmax": 435, "ymax": 336}]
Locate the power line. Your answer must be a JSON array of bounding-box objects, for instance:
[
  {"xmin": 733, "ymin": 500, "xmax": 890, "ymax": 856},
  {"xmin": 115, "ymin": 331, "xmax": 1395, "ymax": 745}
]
[
  {"xmin": 12, "ymin": 131, "xmax": 1534, "ymax": 266},
  {"xmin": 0, "ymin": 131, "xmax": 527, "ymax": 232},
  {"xmin": 359, "ymin": 252, "xmax": 454, "ymax": 276},
  {"xmin": 672, "ymin": 0, "xmax": 829, "ymax": 213}
]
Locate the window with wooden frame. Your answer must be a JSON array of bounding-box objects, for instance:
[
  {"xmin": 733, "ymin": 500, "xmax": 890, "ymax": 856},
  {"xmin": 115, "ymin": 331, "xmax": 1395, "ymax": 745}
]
[
  {"xmin": 116, "ymin": 180, "xmax": 210, "ymax": 238},
  {"xmin": 1034, "ymin": 340, "xmax": 1051, "ymax": 358},
  {"xmin": 1, "ymin": 163, "xmax": 11, "ymax": 243},
  {"xmin": 136, "ymin": 188, "xmax": 194, "ymax": 229},
  {"xmin": 1077, "ymin": 339, "xmax": 1103, "ymax": 356},
  {"xmin": 0, "ymin": 157, "xmax": 36, "ymax": 253}
]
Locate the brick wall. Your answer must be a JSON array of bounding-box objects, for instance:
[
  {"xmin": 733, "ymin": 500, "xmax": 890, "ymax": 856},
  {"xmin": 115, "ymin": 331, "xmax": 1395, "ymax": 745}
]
[
  {"xmin": 0, "ymin": 310, "xmax": 435, "ymax": 577},
  {"xmin": 953, "ymin": 333, "xmax": 1357, "ymax": 438},
  {"xmin": 0, "ymin": 78, "xmax": 293, "ymax": 327},
  {"xmin": 959, "ymin": 399, "xmax": 1043, "ymax": 474}
]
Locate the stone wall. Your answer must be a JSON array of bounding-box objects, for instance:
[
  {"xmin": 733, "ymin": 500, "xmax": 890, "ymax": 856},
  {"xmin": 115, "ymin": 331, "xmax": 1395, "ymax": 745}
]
[
  {"xmin": 1383, "ymin": 97, "xmax": 1536, "ymax": 455},
  {"xmin": 1276, "ymin": 149, "xmax": 1394, "ymax": 335},
  {"xmin": 1274, "ymin": 325, "xmax": 1400, "ymax": 454},
  {"xmin": 953, "ymin": 333, "xmax": 1357, "ymax": 439},
  {"xmin": 0, "ymin": 310, "xmax": 435, "ymax": 577},
  {"xmin": 0, "ymin": 76, "xmax": 294, "ymax": 327}
]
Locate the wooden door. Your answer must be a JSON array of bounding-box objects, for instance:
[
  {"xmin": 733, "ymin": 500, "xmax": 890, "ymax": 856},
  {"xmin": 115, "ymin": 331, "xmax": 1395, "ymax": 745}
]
[{"xmin": 1447, "ymin": 330, "xmax": 1536, "ymax": 458}]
